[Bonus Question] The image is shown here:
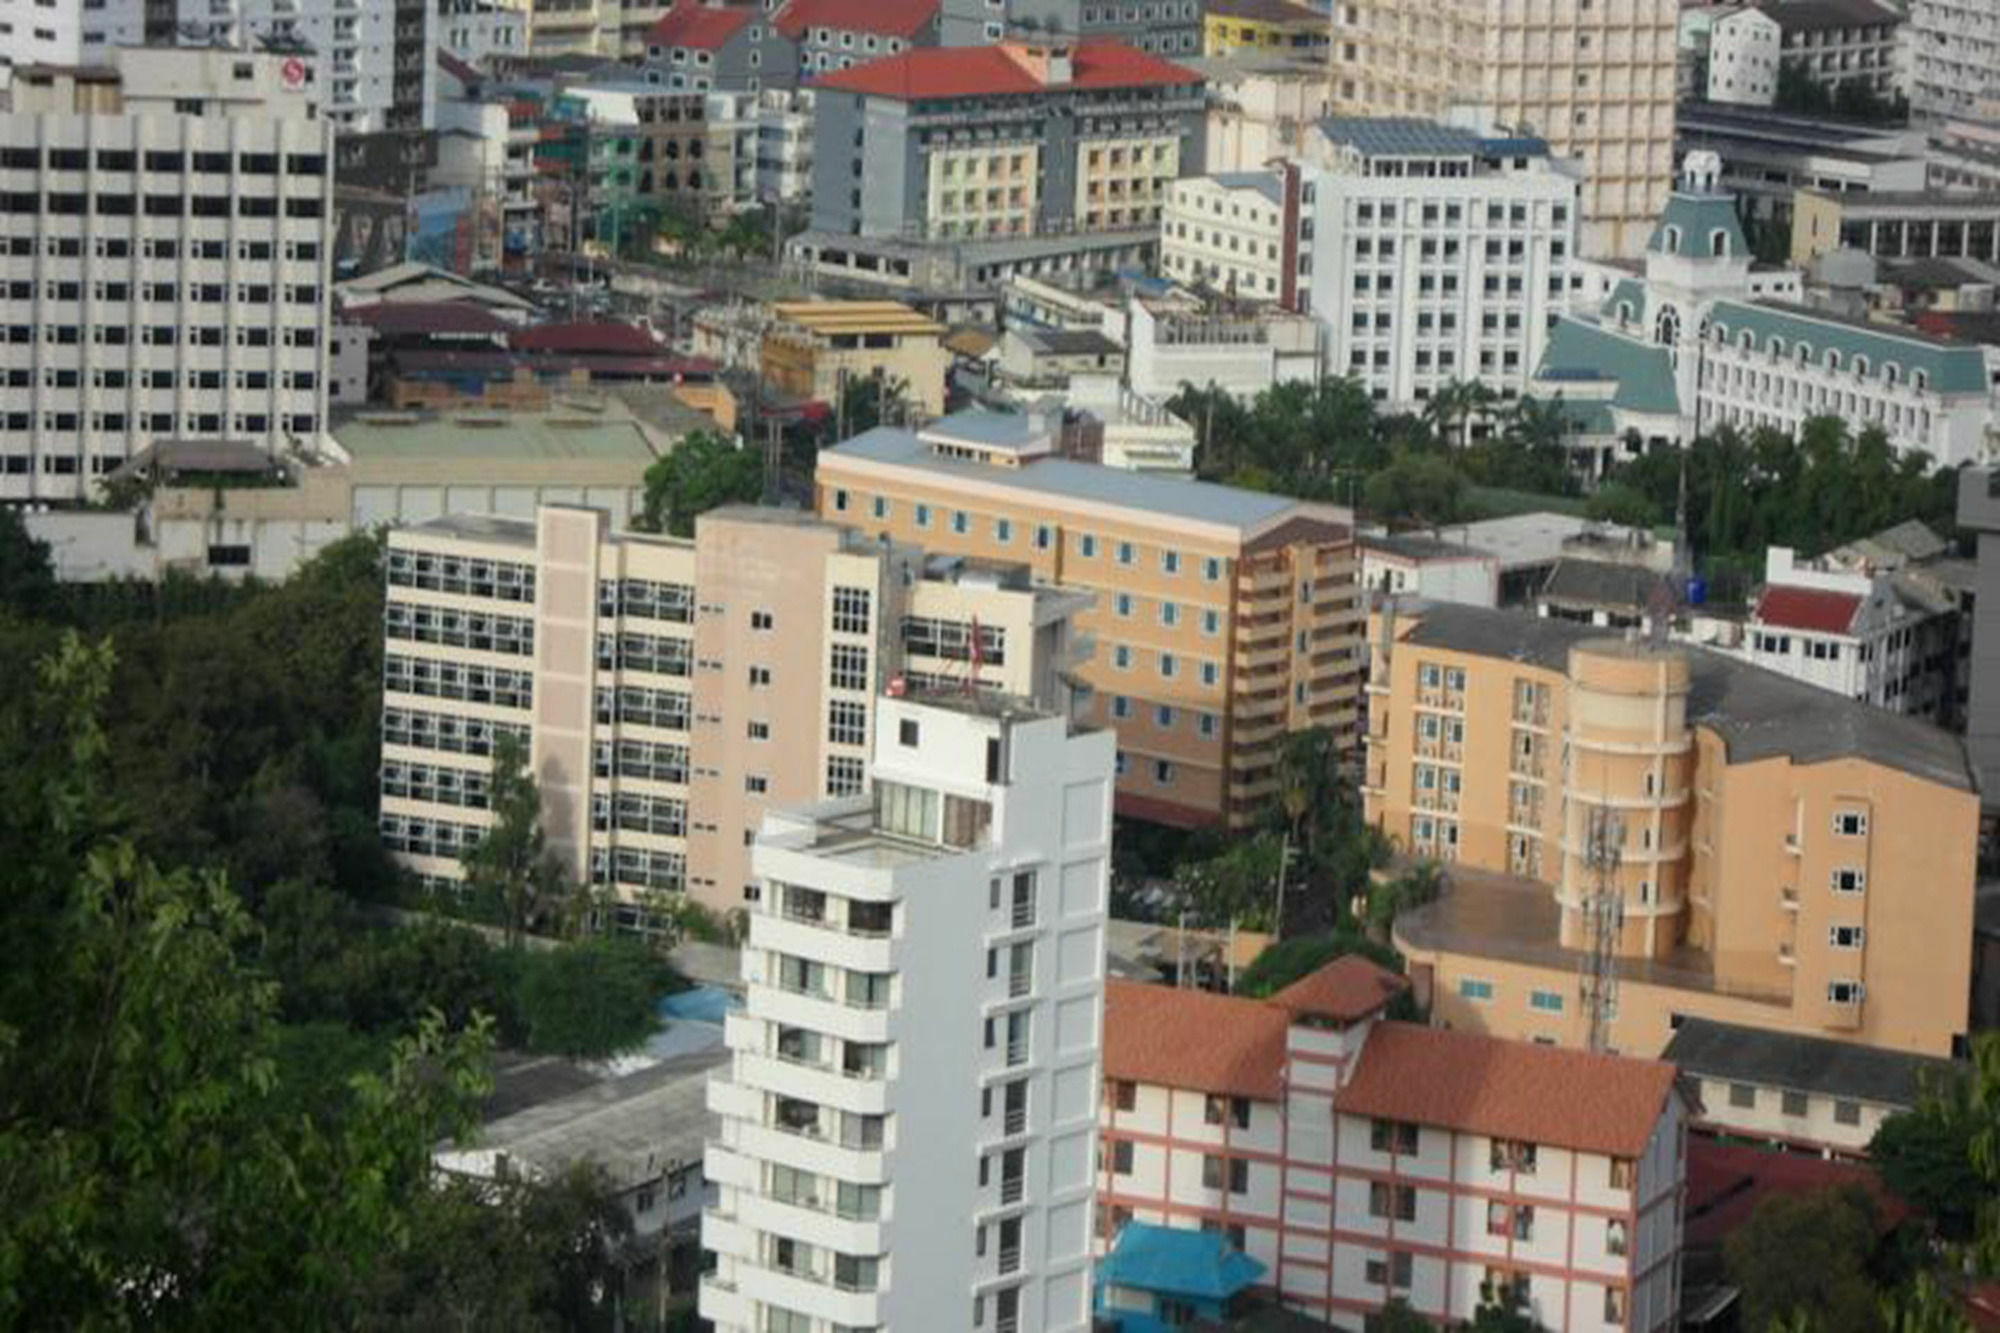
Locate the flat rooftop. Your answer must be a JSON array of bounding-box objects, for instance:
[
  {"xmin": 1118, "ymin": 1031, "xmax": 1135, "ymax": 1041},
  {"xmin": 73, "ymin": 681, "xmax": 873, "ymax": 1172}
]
[
  {"xmin": 827, "ymin": 421, "xmax": 1328, "ymax": 537},
  {"xmin": 1397, "ymin": 865, "xmax": 1792, "ymax": 1006},
  {"xmin": 335, "ymin": 405, "xmax": 660, "ymax": 463}
]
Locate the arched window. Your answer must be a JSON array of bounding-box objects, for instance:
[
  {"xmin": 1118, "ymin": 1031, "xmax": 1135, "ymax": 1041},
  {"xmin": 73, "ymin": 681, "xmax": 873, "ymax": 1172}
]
[
  {"xmin": 1738, "ymin": 330, "xmax": 1755, "ymax": 352},
  {"xmin": 1663, "ymin": 225, "xmax": 1683, "ymax": 253},
  {"xmin": 1711, "ymin": 322, "xmax": 1729, "ymax": 346},
  {"xmin": 1796, "ymin": 342, "xmax": 1812, "ymax": 366},
  {"xmin": 1710, "ymin": 228, "xmax": 1730, "ymax": 256},
  {"xmin": 1883, "ymin": 362, "xmax": 1900, "ymax": 385},
  {"xmin": 1826, "ymin": 350, "xmax": 1842, "ymax": 372},
  {"xmin": 1853, "ymin": 355, "xmax": 1869, "ymax": 379},
  {"xmin": 1913, "ymin": 369, "xmax": 1929, "ymax": 391},
  {"xmin": 1618, "ymin": 301, "xmax": 1634, "ymax": 324},
  {"xmin": 1768, "ymin": 337, "xmax": 1785, "ymax": 359},
  {"xmin": 1655, "ymin": 306, "xmax": 1680, "ymax": 347}
]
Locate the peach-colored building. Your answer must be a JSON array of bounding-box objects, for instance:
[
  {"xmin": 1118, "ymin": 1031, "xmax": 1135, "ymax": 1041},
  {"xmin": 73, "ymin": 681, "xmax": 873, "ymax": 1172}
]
[
  {"xmin": 379, "ymin": 502, "xmax": 1089, "ymax": 924},
  {"xmin": 816, "ymin": 411, "xmax": 1363, "ymax": 829},
  {"xmin": 1366, "ymin": 600, "xmax": 1978, "ymax": 1059},
  {"xmin": 1098, "ymin": 958, "xmax": 1690, "ymax": 1330}
]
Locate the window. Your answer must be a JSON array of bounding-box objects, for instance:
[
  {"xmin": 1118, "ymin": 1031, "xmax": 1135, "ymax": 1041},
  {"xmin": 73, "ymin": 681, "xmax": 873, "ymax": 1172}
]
[
  {"xmin": 1490, "ymin": 1140, "xmax": 1538, "ymax": 1175},
  {"xmin": 1834, "ymin": 1100, "xmax": 1862, "ymax": 1126},
  {"xmin": 1204, "ymin": 1095, "xmax": 1251, "ymax": 1129},
  {"xmin": 1368, "ymin": 1182, "xmax": 1417, "ymax": 1222},
  {"xmin": 1831, "ymin": 868, "xmax": 1866, "ymax": 894},
  {"xmin": 748, "ymin": 720, "xmax": 769, "ymax": 740},
  {"xmin": 830, "ymin": 645, "xmax": 868, "ymax": 691},
  {"xmin": 750, "ymin": 610, "xmax": 773, "ymax": 631},
  {"xmin": 1111, "ymin": 1139, "xmax": 1134, "ymax": 1174},
  {"xmin": 1833, "ymin": 811, "xmax": 1868, "ymax": 836},
  {"xmin": 1458, "ymin": 978, "xmax": 1494, "ymax": 1002},
  {"xmin": 898, "ymin": 718, "xmax": 920, "ymax": 748},
  {"xmin": 1201, "ymin": 1155, "xmax": 1249, "ymax": 1194},
  {"xmin": 1781, "ymin": 1090, "xmax": 1809, "ymax": 1117},
  {"xmin": 827, "ymin": 755, "xmax": 865, "ymax": 796},
  {"xmin": 952, "ymin": 510, "xmax": 969, "ymax": 535},
  {"xmin": 746, "ymin": 775, "xmax": 768, "ymax": 794},
  {"xmin": 831, "ymin": 586, "xmax": 871, "ymax": 634},
  {"xmin": 1487, "ymin": 1203, "xmax": 1533, "ymax": 1241},
  {"xmin": 1604, "ymin": 1288, "xmax": 1626, "ymax": 1324},
  {"xmin": 1111, "ymin": 1079, "xmax": 1136, "ymax": 1111},
  {"xmin": 1366, "ymin": 1251, "xmax": 1414, "ymax": 1289},
  {"xmin": 1115, "ymin": 593, "xmax": 1134, "ymax": 618},
  {"xmin": 1828, "ymin": 980, "xmax": 1864, "ymax": 1004},
  {"xmin": 1080, "ymin": 534, "xmax": 1098, "ymax": 558},
  {"xmin": 1829, "ymin": 924, "xmax": 1865, "ymax": 948},
  {"xmin": 1606, "ymin": 1218, "xmax": 1629, "ymax": 1257},
  {"xmin": 1728, "ymin": 1082, "xmax": 1757, "ymax": 1108},
  {"xmin": 1034, "ymin": 524, "xmax": 1053, "ymax": 550},
  {"xmin": 1204, "ymin": 557, "xmax": 1222, "ymax": 581},
  {"xmin": 1163, "ymin": 550, "xmax": 1181, "ymax": 575},
  {"xmin": 1370, "ymin": 1119, "xmax": 1419, "ymax": 1154},
  {"xmin": 1153, "ymin": 760, "xmax": 1175, "ymax": 785},
  {"xmin": 828, "ymin": 700, "xmax": 867, "ymax": 746},
  {"xmin": 748, "ymin": 666, "xmax": 771, "ymax": 687},
  {"xmin": 1609, "ymin": 1157, "xmax": 1636, "ymax": 1190},
  {"xmin": 1529, "ymin": 989, "xmax": 1564, "ymax": 1013},
  {"xmin": 916, "ymin": 503, "xmax": 932, "ymax": 528}
]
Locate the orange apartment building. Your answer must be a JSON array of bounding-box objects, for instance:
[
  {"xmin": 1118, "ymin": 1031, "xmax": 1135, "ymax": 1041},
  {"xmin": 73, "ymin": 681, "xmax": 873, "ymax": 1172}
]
[
  {"xmin": 379, "ymin": 502, "xmax": 1089, "ymax": 923},
  {"xmin": 816, "ymin": 410, "xmax": 1363, "ymax": 828},
  {"xmin": 1364, "ymin": 600, "xmax": 1978, "ymax": 1059},
  {"xmin": 1098, "ymin": 957, "xmax": 1690, "ymax": 1330}
]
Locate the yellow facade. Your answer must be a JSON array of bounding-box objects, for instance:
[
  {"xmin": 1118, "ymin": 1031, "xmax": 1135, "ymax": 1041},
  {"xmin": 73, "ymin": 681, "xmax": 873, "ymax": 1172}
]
[
  {"xmin": 1202, "ymin": 7, "xmax": 1331, "ymax": 57},
  {"xmin": 760, "ymin": 301, "xmax": 952, "ymax": 417},
  {"xmin": 1368, "ymin": 602, "xmax": 1976, "ymax": 1058},
  {"xmin": 817, "ymin": 436, "xmax": 1362, "ymax": 829}
]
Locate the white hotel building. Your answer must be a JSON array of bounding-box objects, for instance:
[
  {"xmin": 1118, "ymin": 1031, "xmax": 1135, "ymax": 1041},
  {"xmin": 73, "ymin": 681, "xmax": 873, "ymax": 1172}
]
[
  {"xmin": 1099, "ymin": 958, "xmax": 1690, "ymax": 1330},
  {"xmin": 0, "ymin": 48, "xmax": 332, "ymax": 502},
  {"xmin": 702, "ymin": 693, "xmax": 1116, "ymax": 1333}
]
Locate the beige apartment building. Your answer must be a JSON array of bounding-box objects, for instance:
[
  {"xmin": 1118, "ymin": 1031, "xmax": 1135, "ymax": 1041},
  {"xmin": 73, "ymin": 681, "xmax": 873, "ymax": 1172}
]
[
  {"xmin": 378, "ymin": 502, "xmax": 1089, "ymax": 924},
  {"xmin": 760, "ymin": 301, "xmax": 952, "ymax": 419},
  {"xmin": 1365, "ymin": 601, "xmax": 1977, "ymax": 1058},
  {"xmin": 817, "ymin": 412, "xmax": 1363, "ymax": 829},
  {"xmin": 1324, "ymin": 0, "xmax": 1678, "ymax": 258}
]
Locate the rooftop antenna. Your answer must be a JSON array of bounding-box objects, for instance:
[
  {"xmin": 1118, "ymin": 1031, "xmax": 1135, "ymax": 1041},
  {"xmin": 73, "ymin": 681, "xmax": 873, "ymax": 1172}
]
[{"xmin": 1579, "ymin": 802, "xmax": 1624, "ymax": 1054}]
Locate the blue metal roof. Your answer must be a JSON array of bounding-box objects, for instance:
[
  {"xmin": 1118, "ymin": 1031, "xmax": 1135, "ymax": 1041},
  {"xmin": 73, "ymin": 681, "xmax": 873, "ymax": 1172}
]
[
  {"xmin": 1100, "ymin": 1223, "xmax": 1267, "ymax": 1301},
  {"xmin": 829, "ymin": 418, "xmax": 1306, "ymax": 532}
]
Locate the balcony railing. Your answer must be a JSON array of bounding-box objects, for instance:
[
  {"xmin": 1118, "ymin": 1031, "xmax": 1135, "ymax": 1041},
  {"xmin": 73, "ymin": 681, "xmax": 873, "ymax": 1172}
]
[
  {"xmin": 1008, "ymin": 969, "xmax": 1031, "ymax": 999},
  {"xmin": 1005, "ymin": 1039, "xmax": 1028, "ymax": 1067},
  {"xmin": 998, "ymin": 1246, "xmax": 1022, "ymax": 1275},
  {"xmin": 1004, "ymin": 1106, "xmax": 1027, "ymax": 1136},
  {"xmin": 1010, "ymin": 898, "xmax": 1035, "ymax": 930},
  {"xmin": 1000, "ymin": 1176, "xmax": 1024, "ymax": 1205}
]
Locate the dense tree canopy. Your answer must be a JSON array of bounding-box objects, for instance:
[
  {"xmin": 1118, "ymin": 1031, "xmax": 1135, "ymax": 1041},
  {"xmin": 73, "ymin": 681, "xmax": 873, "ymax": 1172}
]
[{"xmin": 640, "ymin": 429, "xmax": 764, "ymax": 537}]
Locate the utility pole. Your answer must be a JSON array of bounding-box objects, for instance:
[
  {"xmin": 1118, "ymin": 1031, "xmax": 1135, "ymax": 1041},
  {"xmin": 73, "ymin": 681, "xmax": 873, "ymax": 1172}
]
[{"xmin": 1579, "ymin": 806, "xmax": 1625, "ymax": 1054}]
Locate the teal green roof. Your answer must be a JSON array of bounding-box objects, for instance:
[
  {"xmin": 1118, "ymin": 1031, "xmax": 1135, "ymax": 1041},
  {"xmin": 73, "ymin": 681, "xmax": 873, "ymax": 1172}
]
[
  {"xmin": 1648, "ymin": 191, "xmax": 1750, "ymax": 260},
  {"xmin": 1537, "ymin": 318, "xmax": 1682, "ymax": 416},
  {"xmin": 1603, "ymin": 277, "xmax": 1647, "ymax": 325},
  {"xmin": 1707, "ymin": 300, "xmax": 1992, "ymax": 395},
  {"xmin": 1100, "ymin": 1223, "xmax": 1266, "ymax": 1301}
]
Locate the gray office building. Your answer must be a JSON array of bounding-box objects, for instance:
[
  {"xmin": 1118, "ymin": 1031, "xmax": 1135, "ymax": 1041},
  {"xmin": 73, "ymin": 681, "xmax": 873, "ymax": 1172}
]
[{"xmin": 939, "ymin": 0, "xmax": 1203, "ymax": 56}]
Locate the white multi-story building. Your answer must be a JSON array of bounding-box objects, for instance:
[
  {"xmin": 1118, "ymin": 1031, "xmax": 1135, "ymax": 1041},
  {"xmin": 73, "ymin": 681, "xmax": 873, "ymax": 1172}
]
[
  {"xmin": 1908, "ymin": 0, "xmax": 2000, "ymax": 122},
  {"xmin": 701, "ymin": 691, "xmax": 1116, "ymax": 1333},
  {"xmin": 0, "ymin": 49, "xmax": 332, "ymax": 503},
  {"xmin": 1705, "ymin": 7, "xmax": 1781, "ymax": 106},
  {"xmin": 156, "ymin": 0, "xmax": 437, "ymax": 130},
  {"xmin": 377, "ymin": 503, "xmax": 1092, "ymax": 926},
  {"xmin": 0, "ymin": 0, "xmax": 145, "ymax": 87},
  {"xmin": 1100, "ymin": 958, "xmax": 1691, "ymax": 1330},
  {"xmin": 1160, "ymin": 169, "xmax": 1296, "ymax": 304},
  {"xmin": 439, "ymin": 0, "xmax": 528, "ymax": 65},
  {"xmin": 1302, "ymin": 118, "xmax": 1581, "ymax": 410},
  {"xmin": 1325, "ymin": 0, "xmax": 1678, "ymax": 260}
]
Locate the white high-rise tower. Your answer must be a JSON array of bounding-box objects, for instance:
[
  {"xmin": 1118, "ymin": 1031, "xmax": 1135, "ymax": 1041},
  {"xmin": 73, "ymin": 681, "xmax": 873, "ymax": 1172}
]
[{"xmin": 701, "ymin": 690, "xmax": 1115, "ymax": 1333}]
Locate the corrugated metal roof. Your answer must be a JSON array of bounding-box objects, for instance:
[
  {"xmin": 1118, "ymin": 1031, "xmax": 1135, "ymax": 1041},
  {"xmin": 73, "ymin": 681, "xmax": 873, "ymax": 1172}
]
[
  {"xmin": 1664, "ymin": 1017, "xmax": 1961, "ymax": 1108},
  {"xmin": 1314, "ymin": 116, "xmax": 1485, "ymax": 158}
]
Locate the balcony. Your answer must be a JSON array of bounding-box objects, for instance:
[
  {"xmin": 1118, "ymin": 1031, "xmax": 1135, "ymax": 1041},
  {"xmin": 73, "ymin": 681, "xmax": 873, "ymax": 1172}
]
[
  {"xmin": 998, "ymin": 1245, "xmax": 1022, "ymax": 1275},
  {"xmin": 1005, "ymin": 1038, "xmax": 1029, "ymax": 1068},
  {"xmin": 1000, "ymin": 1174, "xmax": 1024, "ymax": 1205},
  {"xmin": 1008, "ymin": 968, "xmax": 1032, "ymax": 999},
  {"xmin": 1780, "ymin": 887, "xmax": 1799, "ymax": 912},
  {"xmin": 1004, "ymin": 1104, "xmax": 1027, "ymax": 1136}
]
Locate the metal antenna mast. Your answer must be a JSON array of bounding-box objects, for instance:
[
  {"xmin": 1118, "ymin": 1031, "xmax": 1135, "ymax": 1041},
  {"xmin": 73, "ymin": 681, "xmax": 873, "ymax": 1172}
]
[{"xmin": 1580, "ymin": 804, "xmax": 1625, "ymax": 1054}]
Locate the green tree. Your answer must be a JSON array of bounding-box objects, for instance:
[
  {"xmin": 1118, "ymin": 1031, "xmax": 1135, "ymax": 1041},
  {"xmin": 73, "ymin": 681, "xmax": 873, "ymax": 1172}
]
[
  {"xmin": 0, "ymin": 506, "xmax": 55, "ymax": 619},
  {"xmin": 1171, "ymin": 831, "xmax": 1286, "ymax": 931},
  {"xmin": 1365, "ymin": 448, "xmax": 1469, "ymax": 527},
  {"xmin": 1371, "ymin": 1297, "xmax": 1433, "ymax": 1333},
  {"xmin": 841, "ymin": 372, "xmax": 913, "ymax": 435},
  {"xmin": 1724, "ymin": 1186, "xmax": 1887, "ymax": 1333},
  {"xmin": 1423, "ymin": 377, "xmax": 1499, "ymax": 451},
  {"xmin": 1366, "ymin": 860, "xmax": 1443, "ymax": 940},
  {"xmin": 1870, "ymin": 1064, "xmax": 1989, "ymax": 1243},
  {"xmin": 1470, "ymin": 1277, "xmax": 1548, "ymax": 1331},
  {"xmin": 639, "ymin": 430, "xmax": 762, "ymax": 536},
  {"xmin": 516, "ymin": 937, "xmax": 668, "ymax": 1059},
  {"xmin": 1585, "ymin": 481, "xmax": 1663, "ymax": 529},
  {"xmin": 462, "ymin": 732, "xmax": 574, "ymax": 948},
  {"xmin": 1235, "ymin": 931, "xmax": 1407, "ymax": 1000}
]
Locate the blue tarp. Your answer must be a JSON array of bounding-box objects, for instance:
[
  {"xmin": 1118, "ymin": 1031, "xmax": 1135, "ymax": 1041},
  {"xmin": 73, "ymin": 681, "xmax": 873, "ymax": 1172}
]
[
  {"xmin": 659, "ymin": 985, "xmax": 740, "ymax": 1025},
  {"xmin": 1099, "ymin": 1223, "xmax": 1266, "ymax": 1301}
]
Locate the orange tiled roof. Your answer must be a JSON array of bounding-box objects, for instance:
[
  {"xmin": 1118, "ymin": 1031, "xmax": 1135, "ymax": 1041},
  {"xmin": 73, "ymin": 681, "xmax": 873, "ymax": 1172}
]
[
  {"xmin": 1103, "ymin": 980, "xmax": 1290, "ymax": 1101},
  {"xmin": 648, "ymin": 1, "xmax": 756, "ymax": 50},
  {"xmin": 1332, "ymin": 1023, "xmax": 1681, "ymax": 1159},
  {"xmin": 811, "ymin": 40, "xmax": 1200, "ymax": 101},
  {"xmin": 774, "ymin": 0, "xmax": 938, "ymax": 39},
  {"xmin": 1271, "ymin": 955, "xmax": 1406, "ymax": 1024}
]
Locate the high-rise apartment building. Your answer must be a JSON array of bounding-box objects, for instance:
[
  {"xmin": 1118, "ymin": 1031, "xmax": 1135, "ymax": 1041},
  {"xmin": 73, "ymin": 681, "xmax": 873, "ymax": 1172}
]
[
  {"xmin": 938, "ymin": 0, "xmax": 1203, "ymax": 57},
  {"xmin": 0, "ymin": 49, "xmax": 332, "ymax": 503},
  {"xmin": 1325, "ymin": 0, "xmax": 1677, "ymax": 259},
  {"xmin": 806, "ymin": 41, "xmax": 1204, "ymax": 242},
  {"xmin": 817, "ymin": 411, "xmax": 1363, "ymax": 829},
  {"xmin": 1100, "ymin": 959, "xmax": 1690, "ymax": 1330},
  {"xmin": 0, "ymin": 0, "xmax": 144, "ymax": 88},
  {"xmin": 377, "ymin": 503, "xmax": 1091, "ymax": 924},
  {"xmin": 701, "ymin": 691, "xmax": 1115, "ymax": 1332},
  {"xmin": 1908, "ymin": 0, "xmax": 2000, "ymax": 122},
  {"xmin": 151, "ymin": 0, "xmax": 436, "ymax": 129},
  {"xmin": 1365, "ymin": 600, "xmax": 1978, "ymax": 1058}
]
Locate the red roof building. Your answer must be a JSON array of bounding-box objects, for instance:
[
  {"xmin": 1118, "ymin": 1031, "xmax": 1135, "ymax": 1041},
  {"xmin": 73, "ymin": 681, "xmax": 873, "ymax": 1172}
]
[
  {"xmin": 510, "ymin": 321, "xmax": 669, "ymax": 356},
  {"xmin": 774, "ymin": 0, "xmax": 939, "ymax": 41},
  {"xmin": 811, "ymin": 39, "xmax": 1199, "ymax": 100},
  {"xmin": 1751, "ymin": 584, "xmax": 1865, "ymax": 635},
  {"xmin": 648, "ymin": 0, "xmax": 756, "ymax": 51},
  {"xmin": 1100, "ymin": 963, "xmax": 1692, "ymax": 1329}
]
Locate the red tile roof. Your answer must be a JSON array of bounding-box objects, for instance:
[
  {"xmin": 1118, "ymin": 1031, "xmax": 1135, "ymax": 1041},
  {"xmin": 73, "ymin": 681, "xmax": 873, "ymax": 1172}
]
[
  {"xmin": 1753, "ymin": 584, "xmax": 1863, "ymax": 635},
  {"xmin": 1103, "ymin": 980, "xmax": 1290, "ymax": 1101},
  {"xmin": 1684, "ymin": 1139, "xmax": 1908, "ymax": 1251},
  {"xmin": 1331, "ymin": 1024, "xmax": 1681, "ymax": 1159},
  {"xmin": 649, "ymin": 1, "xmax": 756, "ymax": 50},
  {"xmin": 510, "ymin": 321, "xmax": 667, "ymax": 355},
  {"xmin": 774, "ymin": 0, "xmax": 938, "ymax": 39},
  {"xmin": 810, "ymin": 40, "xmax": 1200, "ymax": 100},
  {"xmin": 1272, "ymin": 956, "xmax": 1407, "ymax": 1025},
  {"xmin": 342, "ymin": 301, "xmax": 515, "ymax": 337}
]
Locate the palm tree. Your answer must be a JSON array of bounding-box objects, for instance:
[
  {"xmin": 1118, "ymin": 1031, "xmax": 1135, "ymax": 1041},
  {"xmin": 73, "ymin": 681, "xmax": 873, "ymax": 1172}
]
[{"xmin": 1423, "ymin": 378, "xmax": 1499, "ymax": 450}]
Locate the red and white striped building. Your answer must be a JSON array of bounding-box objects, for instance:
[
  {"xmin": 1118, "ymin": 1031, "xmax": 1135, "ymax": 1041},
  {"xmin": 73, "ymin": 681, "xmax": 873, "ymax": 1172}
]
[{"xmin": 1096, "ymin": 958, "xmax": 1691, "ymax": 1331}]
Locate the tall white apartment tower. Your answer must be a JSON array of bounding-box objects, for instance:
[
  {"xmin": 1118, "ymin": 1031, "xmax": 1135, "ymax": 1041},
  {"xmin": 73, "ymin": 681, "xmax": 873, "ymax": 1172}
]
[
  {"xmin": 1326, "ymin": 0, "xmax": 1679, "ymax": 259},
  {"xmin": 702, "ymin": 693, "xmax": 1116, "ymax": 1333},
  {"xmin": 0, "ymin": 0, "xmax": 146, "ymax": 89},
  {"xmin": 0, "ymin": 48, "xmax": 332, "ymax": 503}
]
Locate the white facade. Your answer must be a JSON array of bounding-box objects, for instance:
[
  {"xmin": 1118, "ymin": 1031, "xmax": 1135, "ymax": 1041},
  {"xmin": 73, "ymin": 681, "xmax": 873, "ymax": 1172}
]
[
  {"xmin": 0, "ymin": 49, "xmax": 333, "ymax": 502},
  {"xmin": 0, "ymin": 0, "xmax": 144, "ymax": 86},
  {"xmin": 1301, "ymin": 124, "xmax": 1582, "ymax": 410},
  {"xmin": 157, "ymin": 0, "xmax": 437, "ymax": 130},
  {"xmin": 1160, "ymin": 173, "xmax": 1290, "ymax": 303},
  {"xmin": 1909, "ymin": 0, "xmax": 2000, "ymax": 121},
  {"xmin": 1123, "ymin": 297, "xmax": 1324, "ymax": 401},
  {"xmin": 1706, "ymin": 8, "xmax": 1781, "ymax": 106},
  {"xmin": 1359, "ymin": 537, "xmax": 1501, "ymax": 607},
  {"xmin": 440, "ymin": 0, "xmax": 526, "ymax": 64},
  {"xmin": 702, "ymin": 696, "xmax": 1116, "ymax": 1333}
]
